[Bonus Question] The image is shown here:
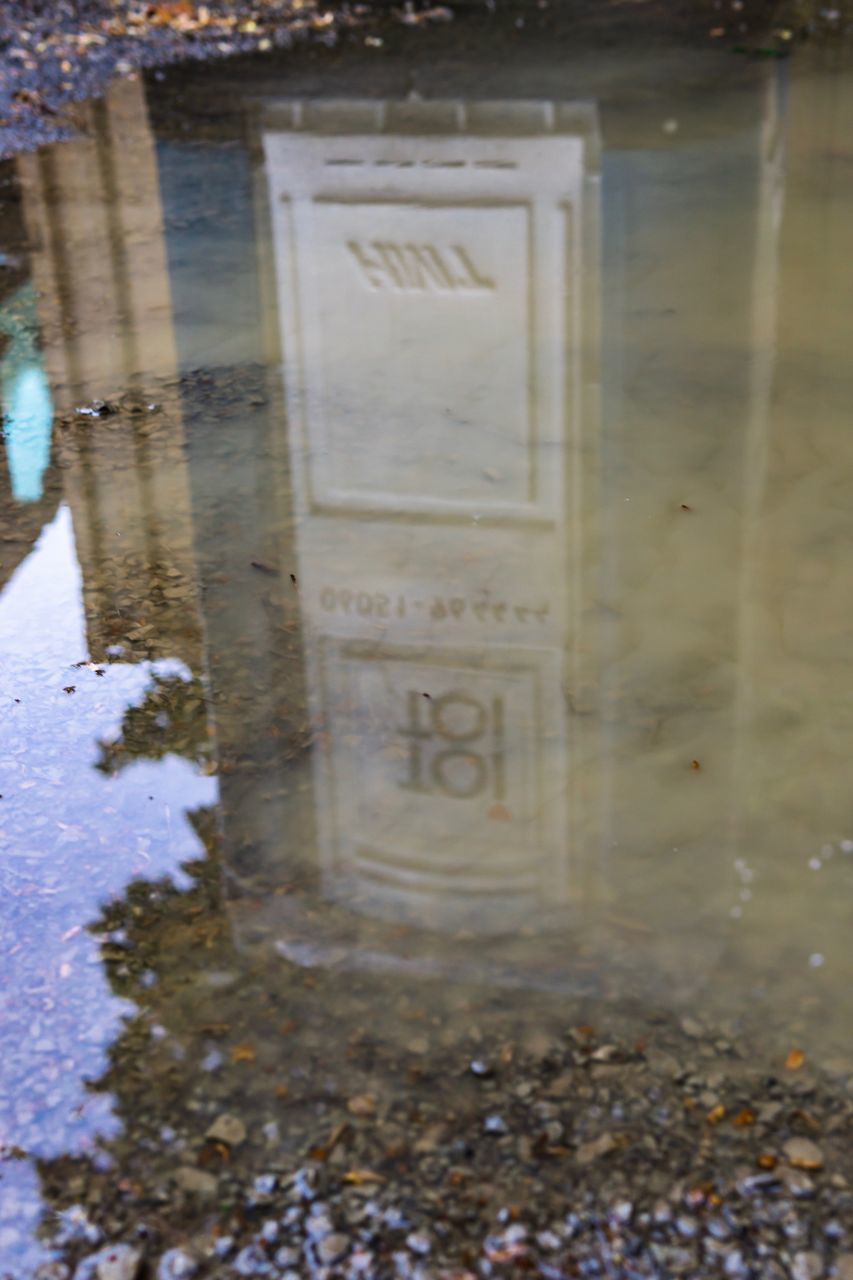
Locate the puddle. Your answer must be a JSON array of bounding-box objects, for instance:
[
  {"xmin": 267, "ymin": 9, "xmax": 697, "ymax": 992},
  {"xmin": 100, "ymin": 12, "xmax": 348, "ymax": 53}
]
[{"xmin": 3, "ymin": 33, "xmax": 853, "ymax": 1274}]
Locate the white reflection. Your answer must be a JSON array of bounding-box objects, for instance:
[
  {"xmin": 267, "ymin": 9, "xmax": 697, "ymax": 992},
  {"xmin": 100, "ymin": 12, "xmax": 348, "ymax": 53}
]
[{"xmin": 263, "ymin": 99, "xmax": 601, "ymax": 932}]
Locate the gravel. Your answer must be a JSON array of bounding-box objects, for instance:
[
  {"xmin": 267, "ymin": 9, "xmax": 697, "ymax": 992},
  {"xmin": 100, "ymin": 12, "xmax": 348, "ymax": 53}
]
[{"xmin": 39, "ymin": 996, "xmax": 853, "ymax": 1280}]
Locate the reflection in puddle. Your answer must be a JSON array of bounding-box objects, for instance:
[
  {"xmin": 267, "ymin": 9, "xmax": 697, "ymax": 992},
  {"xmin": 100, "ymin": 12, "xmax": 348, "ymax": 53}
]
[
  {"xmin": 263, "ymin": 98, "xmax": 599, "ymax": 937},
  {"xmin": 0, "ymin": 500, "xmax": 217, "ymax": 1269},
  {"xmin": 3, "ymin": 47, "xmax": 853, "ymax": 1271}
]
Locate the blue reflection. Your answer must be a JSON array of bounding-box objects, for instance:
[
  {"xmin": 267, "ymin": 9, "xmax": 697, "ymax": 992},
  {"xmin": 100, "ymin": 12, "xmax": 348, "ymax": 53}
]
[{"xmin": 0, "ymin": 283, "xmax": 53, "ymax": 502}]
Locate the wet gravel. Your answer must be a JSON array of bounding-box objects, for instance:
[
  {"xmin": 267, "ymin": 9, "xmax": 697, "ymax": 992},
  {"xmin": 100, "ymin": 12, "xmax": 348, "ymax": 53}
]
[
  {"xmin": 0, "ymin": 0, "xmax": 806, "ymax": 158},
  {"xmin": 0, "ymin": 0, "xmax": 372, "ymax": 156},
  {"xmin": 28, "ymin": 1009, "xmax": 853, "ymax": 1279}
]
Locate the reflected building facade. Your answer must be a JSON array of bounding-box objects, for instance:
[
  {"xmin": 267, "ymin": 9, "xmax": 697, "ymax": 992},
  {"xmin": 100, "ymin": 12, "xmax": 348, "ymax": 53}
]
[
  {"xmin": 17, "ymin": 78, "xmax": 202, "ymax": 670},
  {"xmin": 18, "ymin": 54, "xmax": 853, "ymax": 1002},
  {"xmin": 261, "ymin": 98, "xmax": 601, "ymax": 933}
]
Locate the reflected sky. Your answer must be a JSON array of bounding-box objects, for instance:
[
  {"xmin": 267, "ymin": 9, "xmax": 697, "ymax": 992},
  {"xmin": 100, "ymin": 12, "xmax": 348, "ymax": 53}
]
[{"xmin": 0, "ymin": 505, "xmax": 216, "ymax": 1270}]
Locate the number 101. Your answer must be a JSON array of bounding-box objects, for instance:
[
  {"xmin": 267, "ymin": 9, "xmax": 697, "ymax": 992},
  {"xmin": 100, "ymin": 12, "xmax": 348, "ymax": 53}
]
[{"xmin": 397, "ymin": 690, "xmax": 506, "ymax": 801}]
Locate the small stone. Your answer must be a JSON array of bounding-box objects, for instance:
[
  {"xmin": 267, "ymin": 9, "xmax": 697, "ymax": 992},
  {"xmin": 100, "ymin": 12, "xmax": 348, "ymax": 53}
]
[
  {"xmin": 576, "ymin": 1132, "xmax": 617, "ymax": 1165},
  {"xmin": 274, "ymin": 1248, "xmax": 300, "ymax": 1268},
  {"xmin": 248, "ymin": 1175, "xmax": 276, "ymax": 1203},
  {"xmin": 736, "ymin": 1172, "xmax": 778, "ymax": 1197},
  {"xmin": 778, "ymin": 1166, "xmax": 816, "ymax": 1199},
  {"xmin": 316, "ymin": 1233, "xmax": 350, "ymax": 1265},
  {"xmin": 384, "ymin": 1207, "xmax": 410, "ymax": 1230},
  {"xmin": 609, "ymin": 1200, "xmax": 633, "ymax": 1226},
  {"xmin": 681, "ymin": 1017, "xmax": 704, "ymax": 1038},
  {"xmin": 174, "ymin": 1167, "xmax": 217, "ymax": 1196},
  {"xmin": 724, "ymin": 1250, "xmax": 748, "ymax": 1278},
  {"xmin": 834, "ymin": 1255, "xmax": 853, "ymax": 1280},
  {"xmin": 707, "ymin": 1217, "xmax": 731, "ymax": 1242},
  {"xmin": 233, "ymin": 1244, "xmax": 274, "ymax": 1276},
  {"xmin": 484, "ymin": 1114, "xmax": 508, "ymax": 1134},
  {"xmin": 305, "ymin": 1212, "xmax": 334, "ymax": 1240},
  {"xmin": 156, "ymin": 1250, "xmax": 197, "ymax": 1280},
  {"xmin": 74, "ymin": 1246, "xmax": 142, "ymax": 1280},
  {"xmin": 290, "ymin": 1167, "xmax": 317, "ymax": 1200},
  {"xmin": 783, "ymin": 1138, "xmax": 824, "ymax": 1171},
  {"xmin": 791, "ymin": 1251, "xmax": 823, "ymax": 1280},
  {"xmin": 405, "ymin": 1232, "xmax": 432, "ymax": 1255},
  {"xmin": 347, "ymin": 1094, "xmax": 377, "ymax": 1117},
  {"xmin": 205, "ymin": 1113, "xmax": 246, "ymax": 1146},
  {"xmin": 262, "ymin": 1121, "xmax": 280, "ymax": 1146}
]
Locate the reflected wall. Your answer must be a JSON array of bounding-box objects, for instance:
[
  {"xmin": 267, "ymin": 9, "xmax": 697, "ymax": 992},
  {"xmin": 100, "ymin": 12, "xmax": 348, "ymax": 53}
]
[
  {"xmin": 261, "ymin": 98, "xmax": 600, "ymax": 933},
  {"xmin": 17, "ymin": 56, "xmax": 853, "ymax": 1014}
]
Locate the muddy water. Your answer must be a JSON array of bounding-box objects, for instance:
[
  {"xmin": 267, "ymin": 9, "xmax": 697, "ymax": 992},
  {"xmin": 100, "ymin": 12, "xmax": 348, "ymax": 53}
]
[{"xmin": 3, "ymin": 36, "xmax": 853, "ymax": 1273}]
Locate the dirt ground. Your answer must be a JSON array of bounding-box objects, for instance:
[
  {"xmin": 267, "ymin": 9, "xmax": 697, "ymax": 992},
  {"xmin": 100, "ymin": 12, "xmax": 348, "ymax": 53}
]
[{"xmin": 0, "ymin": 0, "xmax": 811, "ymax": 157}]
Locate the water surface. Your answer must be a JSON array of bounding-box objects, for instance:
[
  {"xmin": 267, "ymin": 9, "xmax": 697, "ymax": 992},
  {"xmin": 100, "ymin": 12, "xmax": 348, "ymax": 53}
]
[{"xmin": 3, "ymin": 39, "xmax": 853, "ymax": 1272}]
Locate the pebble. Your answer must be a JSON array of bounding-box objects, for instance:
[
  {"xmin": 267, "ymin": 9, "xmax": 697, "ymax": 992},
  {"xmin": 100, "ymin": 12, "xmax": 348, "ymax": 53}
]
[
  {"xmin": 205, "ymin": 1113, "xmax": 247, "ymax": 1146},
  {"xmin": 791, "ymin": 1251, "xmax": 823, "ymax": 1280},
  {"xmin": 609, "ymin": 1198, "xmax": 633, "ymax": 1226},
  {"xmin": 347, "ymin": 1094, "xmax": 377, "ymax": 1117},
  {"xmin": 273, "ymin": 1247, "xmax": 300, "ymax": 1268},
  {"xmin": 784, "ymin": 1138, "xmax": 825, "ymax": 1171},
  {"xmin": 232, "ymin": 1243, "xmax": 274, "ymax": 1276},
  {"xmin": 779, "ymin": 1166, "xmax": 817, "ymax": 1199},
  {"xmin": 73, "ymin": 1246, "xmax": 142, "ymax": 1280},
  {"xmin": 576, "ymin": 1132, "xmax": 617, "ymax": 1165},
  {"xmin": 305, "ymin": 1212, "xmax": 334, "ymax": 1239},
  {"xmin": 724, "ymin": 1249, "xmax": 748, "ymax": 1278},
  {"xmin": 405, "ymin": 1232, "xmax": 432, "ymax": 1255},
  {"xmin": 252, "ymin": 1174, "xmax": 277, "ymax": 1199},
  {"xmin": 174, "ymin": 1167, "xmax": 218, "ymax": 1196},
  {"xmin": 156, "ymin": 1249, "xmax": 197, "ymax": 1280},
  {"xmin": 707, "ymin": 1217, "xmax": 731, "ymax": 1242},
  {"xmin": 315, "ymin": 1233, "xmax": 351, "ymax": 1265}
]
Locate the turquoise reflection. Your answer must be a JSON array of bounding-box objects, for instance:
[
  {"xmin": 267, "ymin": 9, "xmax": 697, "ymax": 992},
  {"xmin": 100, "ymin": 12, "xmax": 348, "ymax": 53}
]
[{"xmin": 0, "ymin": 283, "xmax": 53, "ymax": 503}]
